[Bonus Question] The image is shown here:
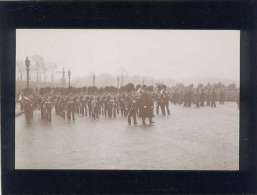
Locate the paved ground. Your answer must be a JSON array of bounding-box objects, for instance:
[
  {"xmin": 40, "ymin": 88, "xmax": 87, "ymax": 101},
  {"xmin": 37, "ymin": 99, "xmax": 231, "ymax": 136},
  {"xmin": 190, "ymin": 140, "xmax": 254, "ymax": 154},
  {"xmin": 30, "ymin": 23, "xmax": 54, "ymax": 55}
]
[{"xmin": 15, "ymin": 102, "xmax": 239, "ymax": 170}]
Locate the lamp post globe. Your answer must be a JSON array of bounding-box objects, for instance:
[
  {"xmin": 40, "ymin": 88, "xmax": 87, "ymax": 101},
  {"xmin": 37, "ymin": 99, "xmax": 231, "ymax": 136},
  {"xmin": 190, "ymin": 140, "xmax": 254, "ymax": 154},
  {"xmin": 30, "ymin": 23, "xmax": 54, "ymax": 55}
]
[{"xmin": 25, "ymin": 56, "xmax": 30, "ymax": 69}]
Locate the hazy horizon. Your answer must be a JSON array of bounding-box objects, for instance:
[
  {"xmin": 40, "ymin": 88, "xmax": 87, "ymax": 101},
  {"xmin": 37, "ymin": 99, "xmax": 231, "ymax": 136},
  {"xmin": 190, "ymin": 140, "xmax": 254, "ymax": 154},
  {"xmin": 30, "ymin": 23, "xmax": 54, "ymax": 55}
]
[{"xmin": 16, "ymin": 29, "xmax": 240, "ymax": 83}]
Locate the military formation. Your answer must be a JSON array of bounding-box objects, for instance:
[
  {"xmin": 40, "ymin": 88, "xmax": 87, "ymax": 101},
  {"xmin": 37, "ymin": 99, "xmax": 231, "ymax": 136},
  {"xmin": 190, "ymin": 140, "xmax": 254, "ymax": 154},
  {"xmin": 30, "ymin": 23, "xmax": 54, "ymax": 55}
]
[{"xmin": 17, "ymin": 83, "xmax": 239, "ymax": 125}]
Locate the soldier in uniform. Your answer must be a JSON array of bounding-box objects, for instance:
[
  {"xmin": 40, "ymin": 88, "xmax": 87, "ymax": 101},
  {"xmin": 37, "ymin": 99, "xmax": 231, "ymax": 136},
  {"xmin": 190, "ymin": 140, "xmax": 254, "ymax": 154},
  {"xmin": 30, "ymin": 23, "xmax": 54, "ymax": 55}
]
[
  {"xmin": 163, "ymin": 91, "xmax": 170, "ymax": 115},
  {"xmin": 172, "ymin": 88, "xmax": 179, "ymax": 105},
  {"xmin": 194, "ymin": 88, "xmax": 200, "ymax": 108},
  {"xmin": 210, "ymin": 88, "xmax": 217, "ymax": 108},
  {"xmin": 67, "ymin": 97, "xmax": 75, "ymax": 121},
  {"xmin": 139, "ymin": 91, "xmax": 154, "ymax": 125},
  {"xmin": 127, "ymin": 95, "xmax": 138, "ymax": 125},
  {"xmin": 87, "ymin": 96, "xmax": 92, "ymax": 118},
  {"xmin": 45, "ymin": 98, "xmax": 53, "ymax": 121},
  {"xmin": 40, "ymin": 98, "xmax": 46, "ymax": 120},
  {"xmin": 156, "ymin": 93, "xmax": 161, "ymax": 115},
  {"xmin": 159, "ymin": 93, "xmax": 166, "ymax": 115},
  {"xmin": 200, "ymin": 89, "xmax": 205, "ymax": 107},
  {"xmin": 118, "ymin": 96, "xmax": 126, "ymax": 117},
  {"xmin": 236, "ymin": 90, "xmax": 240, "ymax": 109},
  {"xmin": 91, "ymin": 96, "xmax": 97, "ymax": 120},
  {"xmin": 206, "ymin": 89, "xmax": 211, "ymax": 107},
  {"xmin": 60, "ymin": 98, "xmax": 66, "ymax": 119},
  {"xmin": 219, "ymin": 88, "xmax": 225, "ymax": 104},
  {"xmin": 23, "ymin": 97, "xmax": 34, "ymax": 124},
  {"xmin": 81, "ymin": 96, "xmax": 88, "ymax": 116}
]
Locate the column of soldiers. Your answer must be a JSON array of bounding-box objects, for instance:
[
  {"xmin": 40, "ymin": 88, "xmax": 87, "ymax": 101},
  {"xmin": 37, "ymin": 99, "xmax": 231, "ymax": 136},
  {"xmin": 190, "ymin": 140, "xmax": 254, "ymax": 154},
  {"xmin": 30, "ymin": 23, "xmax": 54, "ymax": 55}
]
[
  {"xmin": 18, "ymin": 83, "xmax": 239, "ymax": 125},
  {"xmin": 170, "ymin": 85, "xmax": 226, "ymax": 108}
]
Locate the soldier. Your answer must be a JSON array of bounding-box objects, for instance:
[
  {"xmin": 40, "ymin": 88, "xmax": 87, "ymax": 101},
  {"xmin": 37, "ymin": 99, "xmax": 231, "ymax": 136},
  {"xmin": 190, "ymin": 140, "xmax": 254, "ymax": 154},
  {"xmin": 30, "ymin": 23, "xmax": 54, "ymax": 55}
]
[
  {"xmin": 79, "ymin": 96, "xmax": 84, "ymax": 116},
  {"xmin": 40, "ymin": 98, "xmax": 46, "ymax": 120},
  {"xmin": 45, "ymin": 99, "xmax": 53, "ymax": 121},
  {"xmin": 60, "ymin": 98, "xmax": 66, "ymax": 119},
  {"xmin": 156, "ymin": 93, "xmax": 161, "ymax": 115},
  {"xmin": 81, "ymin": 96, "xmax": 88, "ymax": 116},
  {"xmin": 113, "ymin": 97, "xmax": 119, "ymax": 118},
  {"xmin": 219, "ymin": 88, "xmax": 225, "ymax": 104},
  {"xmin": 107, "ymin": 97, "xmax": 113, "ymax": 118},
  {"xmin": 90, "ymin": 97, "xmax": 96, "ymax": 119},
  {"xmin": 103, "ymin": 96, "xmax": 108, "ymax": 118},
  {"xmin": 119, "ymin": 96, "xmax": 126, "ymax": 117},
  {"xmin": 23, "ymin": 97, "xmax": 34, "ymax": 124},
  {"xmin": 74, "ymin": 97, "xmax": 80, "ymax": 114},
  {"xmin": 194, "ymin": 89, "xmax": 200, "ymax": 108},
  {"xmin": 200, "ymin": 89, "xmax": 205, "ymax": 107},
  {"xmin": 172, "ymin": 88, "xmax": 179, "ymax": 105},
  {"xmin": 236, "ymin": 91, "xmax": 240, "ymax": 109},
  {"xmin": 184, "ymin": 87, "xmax": 191, "ymax": 107},
  {"xmin": 55, "ymin": 97, "xmax": 60, "ymax": 116},
  {"xmin": 127, "ymin": 96, "xmax": 138, "ymax": 125},
  {"xmin": 210, "ymin": 89, "xmax": 217, "ymax": 108},
  {"xmin": 96, "ymin": 96, "xmax": 102, "ymax": 118},
  {"xmin": 67, "ymin": 98, "xmax": 75, "ymax": 121},
  {"xmin": 163, "ymin": 92, "xmax": 170, "ymax": 115},
  {"xmin": 139, "ymin": 91, "xmax": 154, "ymax": 125},
  {"xmin": 159, "ymin": 93, "xmax": 166, "ymax": 115},
  {"xmin": 87, "ymin": 96, "xmax": 92, "ymax": 118},
  {"xmin": 206, "ymin": 89, "xmax": 211, "ymax": 107}
]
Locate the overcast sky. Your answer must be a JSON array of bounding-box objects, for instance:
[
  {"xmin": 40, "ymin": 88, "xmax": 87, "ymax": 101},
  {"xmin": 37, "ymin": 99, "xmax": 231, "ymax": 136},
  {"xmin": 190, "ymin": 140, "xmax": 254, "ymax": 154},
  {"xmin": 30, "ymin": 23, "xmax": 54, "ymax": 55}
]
[{"xmin": 16, "ymin": 29, "xmax": 240, "ymax": 82}]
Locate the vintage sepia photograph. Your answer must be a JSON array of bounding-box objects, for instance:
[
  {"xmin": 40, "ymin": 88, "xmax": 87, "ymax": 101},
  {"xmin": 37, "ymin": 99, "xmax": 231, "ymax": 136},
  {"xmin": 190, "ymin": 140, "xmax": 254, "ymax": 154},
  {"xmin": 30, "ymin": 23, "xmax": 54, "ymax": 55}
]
[{"xmin": 15, "ymin": 29, "xmax": 239, "ymax": 170}]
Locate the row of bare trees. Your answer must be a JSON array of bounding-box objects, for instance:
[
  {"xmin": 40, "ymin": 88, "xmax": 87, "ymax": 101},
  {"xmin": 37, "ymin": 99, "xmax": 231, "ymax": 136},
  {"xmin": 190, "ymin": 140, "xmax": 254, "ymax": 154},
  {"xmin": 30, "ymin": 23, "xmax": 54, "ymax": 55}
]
[{"xmin": 16, "ymin": 54, "xmax": 59, "ymax": 83}]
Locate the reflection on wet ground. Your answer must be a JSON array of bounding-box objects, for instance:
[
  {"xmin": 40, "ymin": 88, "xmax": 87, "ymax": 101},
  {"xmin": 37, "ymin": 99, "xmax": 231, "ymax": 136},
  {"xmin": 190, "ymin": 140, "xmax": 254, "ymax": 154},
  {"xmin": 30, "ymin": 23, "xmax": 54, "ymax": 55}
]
[{"xmin": 16, "ymin": 103, "xmax": 239, "ymax": 170}]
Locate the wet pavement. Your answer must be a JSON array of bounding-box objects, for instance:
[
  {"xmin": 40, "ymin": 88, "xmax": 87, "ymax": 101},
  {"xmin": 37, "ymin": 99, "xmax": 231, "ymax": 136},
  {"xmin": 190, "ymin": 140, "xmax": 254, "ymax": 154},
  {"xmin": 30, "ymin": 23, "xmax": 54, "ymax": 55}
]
[{"xmin": 15, "ymin": 102, "xmax": 239, "ymax": 170}]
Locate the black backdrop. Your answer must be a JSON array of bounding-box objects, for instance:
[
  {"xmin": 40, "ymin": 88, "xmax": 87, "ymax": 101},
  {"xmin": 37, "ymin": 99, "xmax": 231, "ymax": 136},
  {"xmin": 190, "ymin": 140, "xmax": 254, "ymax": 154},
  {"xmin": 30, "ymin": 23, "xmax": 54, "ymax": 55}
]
[{"xmin": 1, "ymin": 1, "xmax": 257, "ymax": 194}]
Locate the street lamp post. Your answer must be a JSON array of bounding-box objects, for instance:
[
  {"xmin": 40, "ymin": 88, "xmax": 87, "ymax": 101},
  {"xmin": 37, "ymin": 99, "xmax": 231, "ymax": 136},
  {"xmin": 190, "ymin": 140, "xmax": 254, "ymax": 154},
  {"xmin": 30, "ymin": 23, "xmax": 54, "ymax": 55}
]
[
  {"xmin": 68, "ymin": 70, "xmax": 71, "ymax": 88},
  {"xmin": 25, "ymin": 56, "xmax": 30, "ymax": 89}
]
